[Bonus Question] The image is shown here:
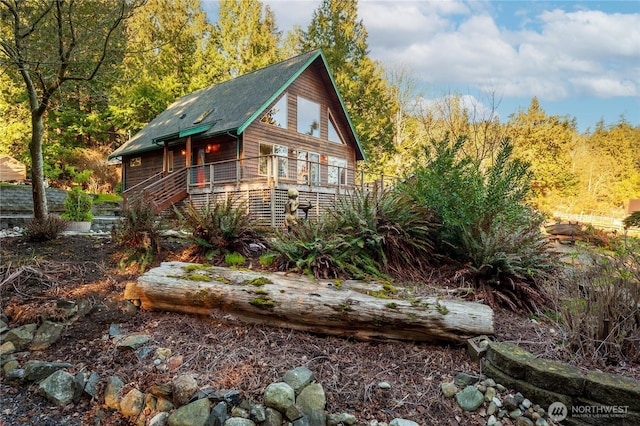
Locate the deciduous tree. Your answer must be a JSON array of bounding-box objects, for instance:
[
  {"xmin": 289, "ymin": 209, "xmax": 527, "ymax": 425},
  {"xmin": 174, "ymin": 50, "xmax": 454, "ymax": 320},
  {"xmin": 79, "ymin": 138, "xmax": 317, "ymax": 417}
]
[{"xmin": 0, "ymin": 0, "xmax": 140, "ymax": 220}]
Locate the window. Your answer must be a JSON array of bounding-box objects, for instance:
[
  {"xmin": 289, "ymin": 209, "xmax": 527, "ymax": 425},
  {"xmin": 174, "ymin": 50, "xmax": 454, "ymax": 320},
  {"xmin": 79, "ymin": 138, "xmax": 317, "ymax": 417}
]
[
  {"xmin": 259, "ymin": 143, "xmax": 288, "ymax": 178},
  {"xmin": 297, "ymin": 96, "xmax": 320, "ymax": 137},
  {"xmin": 328, "ymin": 112, "xmax": 343, "ymax": 143},
  {"xmin": 261, "ymin": 94, "xmax": 287, "ymax": 128},
  {"xmin": 328, "ymin": 157, "xmax": 347, "ymax": 185},
  {"xmin": 297, "ymin": 151, "xmax": 320, "ymax": 184},
  {"xmin": 130, "ymin": 157, "xmax": 141, "ymax": 167}
]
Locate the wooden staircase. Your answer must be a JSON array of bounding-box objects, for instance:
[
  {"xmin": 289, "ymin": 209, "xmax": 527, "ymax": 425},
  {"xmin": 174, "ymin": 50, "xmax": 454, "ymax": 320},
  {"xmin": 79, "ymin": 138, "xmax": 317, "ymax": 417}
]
[{"xmin": 123, "ymin": 168, "xmax": 188, "ymax": 213}]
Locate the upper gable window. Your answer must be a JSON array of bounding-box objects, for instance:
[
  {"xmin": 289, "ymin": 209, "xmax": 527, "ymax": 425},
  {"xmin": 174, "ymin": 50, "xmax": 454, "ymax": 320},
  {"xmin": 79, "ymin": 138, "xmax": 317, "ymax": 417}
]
[
  {"xmin": 297, "ymin": 96, "xmax": 320, "ymax": 137},
  {"xmin": 261, "ymin": 94, "xmax": 287, "ymax": 128},
  {"xmin": 327, "ymin": 111, "xmax": 343, "ymax": 144}
]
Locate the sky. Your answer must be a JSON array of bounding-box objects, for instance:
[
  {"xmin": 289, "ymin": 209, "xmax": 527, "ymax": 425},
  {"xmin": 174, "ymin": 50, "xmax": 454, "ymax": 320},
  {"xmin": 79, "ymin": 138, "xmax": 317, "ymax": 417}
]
[{"xmin": 202, "ymin": 0, "xmax": 640, "ymax": 134}]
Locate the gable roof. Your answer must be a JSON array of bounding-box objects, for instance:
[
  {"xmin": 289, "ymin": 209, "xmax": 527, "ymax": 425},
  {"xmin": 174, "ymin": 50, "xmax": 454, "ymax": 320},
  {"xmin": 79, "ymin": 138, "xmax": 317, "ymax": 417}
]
[{"xmin": 109, "ymin": 49, "xmax": 364, "ymax": 160}]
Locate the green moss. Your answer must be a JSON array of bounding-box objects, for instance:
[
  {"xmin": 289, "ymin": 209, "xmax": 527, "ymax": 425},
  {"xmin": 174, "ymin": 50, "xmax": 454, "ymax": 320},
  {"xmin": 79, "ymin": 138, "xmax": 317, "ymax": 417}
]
[
  {"xmin": 183, "ymin": 273, "xmax": 211, "ymax": 282},
  {"xmin": 254, "ymin": 289, "xmax": 269, "ymax": 295},
  {"xmin": 249, "ymin": 297, "xmax": 275, "ymax": 309},
  {"xmin": 183, "ymin": 264, "xmax": 212, "ymax": 272},
  {"xmin": 385, "ymin": 302, "xmax": 398, "ymax": 309},
  {"xmin": 436, "ymin": 302, "xmax": 449, "ymax": 315},
  {"xmin": 225, "ymin": 252, "xmax": 246, "ymax": 266},
  {"xmin": 213, "ymin": 276, "xmax": 232, "ymax": 284},
  {"xmin": 332, "ymin": 279, "xmax": 343, "ymax": 290},
  {"xmin": 244, "ymin": 277, "xmax": 273, "ymax": 287},
  {"xmin": 330, "ymin": 304, "xmax": 351, "ymax": 312}
]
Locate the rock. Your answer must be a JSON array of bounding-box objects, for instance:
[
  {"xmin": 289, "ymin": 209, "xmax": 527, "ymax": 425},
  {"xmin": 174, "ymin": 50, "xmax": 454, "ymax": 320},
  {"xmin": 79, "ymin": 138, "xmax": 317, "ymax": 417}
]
[
  {"xmin": 149, "ymin": 412, "xmax": 169, "ymax": 426},
  {"xmin": 4, "ymin": 323, "xmax": 37, "ymax": 350},
  {"xmin": 440, "ymin": 381, "xmax": 457, "ymax": 398},
  {"xmin": 514, "ymin": 392, "xmax": 525, "ymax": 404},
  {"xmin": 487, "ymin": 402, "xmax": 498, "ymax": 416},
  {"xmin": 389, "ymin": 419, "xmax": 419, "ymax": 426},
  {"xmin": 263, "ymin": 407, "xmax": 283, "ymax": 426},
  {"xmin": 283, "ymin": 366, "xmax": 314, "ymax": 395},
  {"xmin": 155, "ymin": 347, "xmax": 172, "ymax": 360},
  {"xmin": 104, "ymin": 375, "xmax": 125, "ymax": 410},
  {"xmin": 167, "ymin": 397, "xmax": 211, "ymax": 426},
  {"xmin": 327, "ymin": 413, "xmax": 357, "ymax": 425},
  {"xmin": 167, "ymin": 355, "xmax": 183, "ymax": 370},
  {"xmin": 483, "ymin": 378, "xmax": 496, "ymax": 387},
  {"xmin": 534, "ymin": 418, "xmax": 549, "ymax": 426},
  {"xmin": 454, "ymin": 372, "xmax": 480, "ymax": 386},
  {"xmin": 378, "ymin": 381, "xmax": 391, "ymax": 389},
  {"xmin": 224, "ymin": 419, "xmax": 256, "ymax": 426},
  {"xmin": 157, "ymin": 398, "xmax": 174, "ymax": 412},
  {"xmin": 37, "ymin": 369, "xmax": 76, "ymax": 406},
  {"xmin": 296, "ymin": 382, "xmax": 326, "ymax": 426},
  {"xmin": 30, "ymin": 321, "xmax": 65, "ymax": 350},
  {"xmin": 2, "ymin": 359, "xmax": 19, "ymax": 375},
  {"xmin": 455, "ymin": 386, "xmax": 484, "ymax": 411},
  {"xmin": 4, "ymin": 368, "xmax": 25, "ymax": 383},
  {"xmin": 24, "ymin": 360, "xmax": 74, "ymax": 383},
  {"xmin": 173, "ymin": 374, "xmax": 198, "ymax": 407},
  {"xmin": 149, "ymin": 383, "xmax": 173, "ymax": 398},
  {"xmin": 263, "ymin": 382, "xmax": 295, "ymax": 412},
  {"xmin": 487, "ymin": 415, "xmax": 497, "ymax": 426},
  {"xmin": 492, "ymin": 396, "xmax": 503, "ymax": 408},
  {"xmin": 83, "ymin": 370, "xmax": 100, "ymax": 399},
  {"xmin": 120, "ymin": 388, "xmax": 145, "ymax": 418},
  {"xmin": 515, "ymin": 417, "xmax": 534, "ymax": 426},
  {"xmin": 509, "ymin": 409, "xmax": 522, "ymax": 419},
  {"xmin": 522, "ymin": 398, "xmax": 532, "ymax": 409},
  {"xmin": 249, "ymin": 404, "xmax": 266, "ymax": 423},
  {"xmin": 484, "ymin": 386, "xmax": 497, "ymax": 402},
  {"xmin": 0, "ymin": 319, "xmax": 8, "ymax": 334},
  {"xmin": 207, "ymin": 401, "xmax": 228, "ymax": 426},
  {"xmin": 0, "ymin": 341, "xmax": 16, "ymax": 355},
  {"xmin": 114, "ymin": 334, "xmax": 150, "ymax": 351},
  {"xmin": 109, "ymin": 323, "xmax": 121, "ymax": 337},
  {"xmin": 496, "ymin": 383, "xmax": 506, "ymax": 392},
  {"xmin": 230, "ymin": 406, "xmax": 249, "ymax": 418},
  {"xmin": 503, "ymin": 395, "xmax": 519, "ymax": 411}
]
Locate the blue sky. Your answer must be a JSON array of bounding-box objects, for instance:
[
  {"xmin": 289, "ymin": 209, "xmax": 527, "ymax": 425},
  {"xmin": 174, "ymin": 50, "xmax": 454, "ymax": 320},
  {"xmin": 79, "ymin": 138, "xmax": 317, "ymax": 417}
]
[{"xmin": 202, "ymin": 0, "xmax": 640, "ymax": 133}]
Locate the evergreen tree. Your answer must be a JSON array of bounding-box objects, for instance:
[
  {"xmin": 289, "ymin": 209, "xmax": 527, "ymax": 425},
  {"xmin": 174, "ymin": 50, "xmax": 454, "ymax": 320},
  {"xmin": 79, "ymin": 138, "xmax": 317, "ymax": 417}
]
[
  {"xmin": 213, "ymin": 0, "xmax": 281, "ymax": 80},
  {"xmin": 108, "ymin": 0, "xmax": 213, "ymax": 136},
  {"xmin": 301, "ymin": 0, "xmax": 395, "ymax": 170}
]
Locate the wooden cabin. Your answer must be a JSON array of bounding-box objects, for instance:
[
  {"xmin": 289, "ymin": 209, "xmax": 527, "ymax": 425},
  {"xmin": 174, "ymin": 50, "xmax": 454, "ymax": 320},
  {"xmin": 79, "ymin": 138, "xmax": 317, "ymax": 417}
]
[{"xmin": 109, "ymin": 50, "xmax": 379, "ymax": 226}]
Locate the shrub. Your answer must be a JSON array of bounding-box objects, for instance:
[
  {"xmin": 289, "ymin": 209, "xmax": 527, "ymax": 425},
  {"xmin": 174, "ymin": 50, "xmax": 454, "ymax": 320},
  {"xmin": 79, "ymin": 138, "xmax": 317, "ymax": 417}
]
[
  {"xmin": 399, "ymin": 135, "xmax": 555, "ymax": 312},
  {"xmin": 271, "ymin": 188, "xmax": 438, "ymax": 280},
  {"xmin": 24, "ymin": 215, "xmax": 67, "ymax": 241},
  {"xmin": 224, "ymin": 252, "xmax": 246, "ymax": 266},
  {"xmin": 550, "ymin": 241, "xmax": 640, "ymax": 365},
  {"xmin": 178, "ymin": 198, "xmax": 265, "ymax": 259},
  {"xmin": 61, "ymin": 186, "xmax": 93, "ymax": 222},
  {"xmin": 111, "ymin": 195, "xmax": 163, "ymax": 272}
]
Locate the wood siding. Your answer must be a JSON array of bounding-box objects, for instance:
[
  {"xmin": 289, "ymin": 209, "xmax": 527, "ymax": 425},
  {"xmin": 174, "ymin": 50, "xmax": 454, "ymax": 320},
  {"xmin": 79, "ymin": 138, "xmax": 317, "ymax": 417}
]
[
  {"xmin": 242, "ymin": 64, "xmax": 357, "ymax": 185},
  {"xmin": 123, "ymin": 150, "xmax": 164, "ymax": 191}
]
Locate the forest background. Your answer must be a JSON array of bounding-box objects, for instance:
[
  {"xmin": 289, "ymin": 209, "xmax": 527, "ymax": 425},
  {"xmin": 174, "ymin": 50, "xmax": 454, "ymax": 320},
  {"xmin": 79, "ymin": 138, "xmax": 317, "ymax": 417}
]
[{"xmin": 1, "ymin": 0, "xmax": 638, "ymax": 218}]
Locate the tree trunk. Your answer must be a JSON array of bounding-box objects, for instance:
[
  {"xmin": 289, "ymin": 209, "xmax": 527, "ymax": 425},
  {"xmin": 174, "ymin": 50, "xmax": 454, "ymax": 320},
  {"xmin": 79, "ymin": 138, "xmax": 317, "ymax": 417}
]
[
  {"xmin": 30, "ymin": 110, "xmax": 48, "ymax": 220},
  {"xmin": 125, "ymin": 261, "xmax": 494, "ymax": 343}
]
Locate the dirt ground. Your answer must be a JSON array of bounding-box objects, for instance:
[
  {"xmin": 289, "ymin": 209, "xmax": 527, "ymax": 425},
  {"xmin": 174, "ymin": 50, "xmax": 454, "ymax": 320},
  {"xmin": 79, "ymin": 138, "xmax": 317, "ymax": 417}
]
[{"xmin": 0, "ymin": 234, "xmax": 636, "ymax": 425}]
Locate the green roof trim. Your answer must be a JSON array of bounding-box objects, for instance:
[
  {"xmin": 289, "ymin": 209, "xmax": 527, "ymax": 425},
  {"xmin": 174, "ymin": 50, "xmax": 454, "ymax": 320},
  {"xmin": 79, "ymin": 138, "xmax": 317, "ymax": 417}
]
[{"xmin": 179, "ymin": 124, "xmax": 214, "ymax": 138}]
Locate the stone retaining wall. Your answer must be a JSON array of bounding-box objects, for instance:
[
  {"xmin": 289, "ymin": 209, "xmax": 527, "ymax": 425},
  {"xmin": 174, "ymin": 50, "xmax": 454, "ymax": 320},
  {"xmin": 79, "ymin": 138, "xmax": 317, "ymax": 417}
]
[
  {"xmin": 481, "ymin": 342, "xmax": 640, "ymax": 426},
  {"xmin": 0, "ymin": 185, "xmax": 67, "ymax": 214}
]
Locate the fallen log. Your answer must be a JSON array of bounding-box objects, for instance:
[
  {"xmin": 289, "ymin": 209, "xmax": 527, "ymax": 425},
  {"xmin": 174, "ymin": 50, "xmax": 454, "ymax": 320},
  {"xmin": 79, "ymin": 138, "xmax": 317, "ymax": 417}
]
[{"xmin": 125, "ymin": 261, "xmax": 494, "ymax": 343}]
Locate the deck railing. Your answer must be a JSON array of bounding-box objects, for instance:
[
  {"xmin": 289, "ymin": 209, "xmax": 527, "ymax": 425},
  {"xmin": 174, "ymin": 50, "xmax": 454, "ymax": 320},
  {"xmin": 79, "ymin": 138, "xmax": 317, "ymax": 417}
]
[{"xmin": 186, "ymin": 154, "xmax": 395, "ymax": 193}]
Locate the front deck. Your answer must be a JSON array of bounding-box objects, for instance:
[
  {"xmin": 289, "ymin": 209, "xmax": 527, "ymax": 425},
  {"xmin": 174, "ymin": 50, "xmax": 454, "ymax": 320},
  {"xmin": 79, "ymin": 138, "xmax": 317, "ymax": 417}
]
[{"xmin": 124, "ymin": 155, "xmax": 394, "ymax": 227}]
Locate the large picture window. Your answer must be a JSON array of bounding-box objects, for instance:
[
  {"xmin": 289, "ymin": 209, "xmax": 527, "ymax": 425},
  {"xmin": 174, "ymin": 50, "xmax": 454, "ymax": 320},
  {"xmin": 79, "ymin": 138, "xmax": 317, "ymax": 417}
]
[
  {"xmin": 297, "ymin": 96, "xmax": 320, "ymax": 137},
  {"xmin": 261, "ymin": 94, "xmax": 287, "ymax": 128},
  {"xmin": 327, "ymin": 156, "xmax": 347, "ymax": 185},
  {"xmin": 259, "ymin": 143, "xmax": 288, "ymax": 178}
]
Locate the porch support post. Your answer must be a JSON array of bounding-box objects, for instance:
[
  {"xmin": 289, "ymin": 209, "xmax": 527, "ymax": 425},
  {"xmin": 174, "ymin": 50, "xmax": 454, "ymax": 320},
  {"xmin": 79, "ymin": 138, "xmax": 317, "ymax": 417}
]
[
  {"xmin": 185, "ymin": 136, "xmax": 192, "ymax": 167},
  {"xmin": 163, "ymin": 142, "xmax": 169, "ymax": 176}
]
